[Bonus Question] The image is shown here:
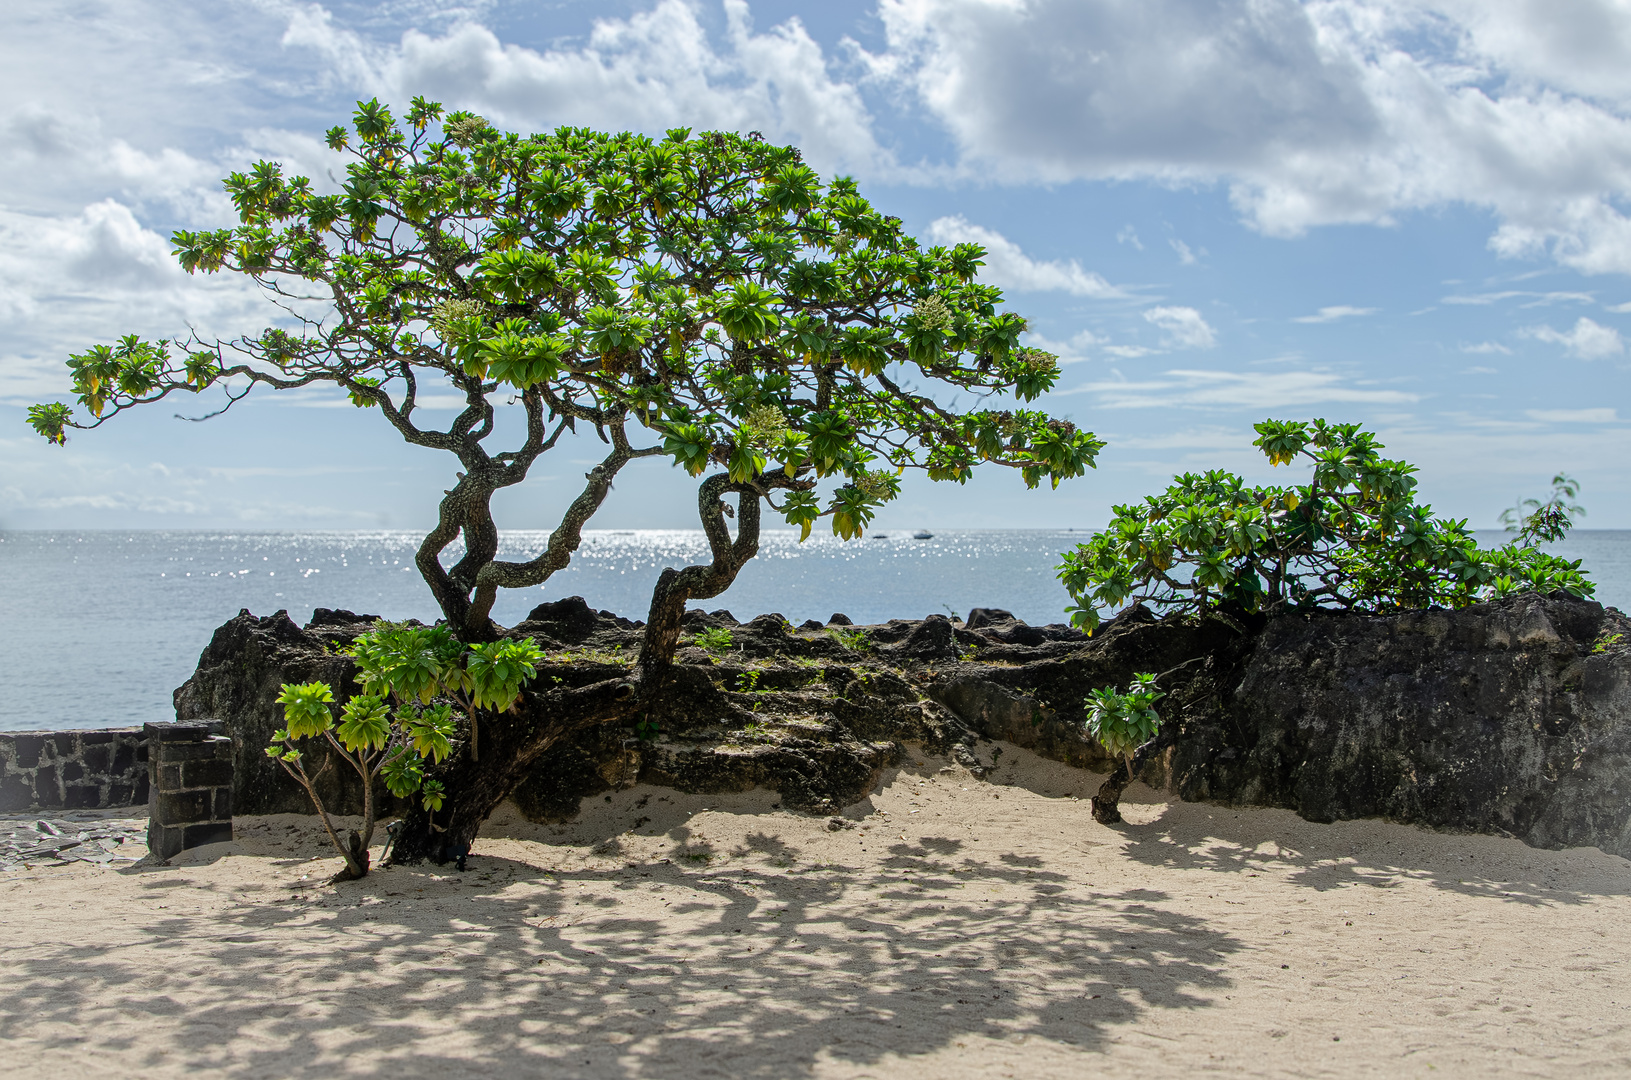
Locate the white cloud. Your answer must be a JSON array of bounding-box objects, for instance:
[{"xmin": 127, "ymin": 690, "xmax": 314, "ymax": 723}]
[
  {"xmin": 1292, "ymin": 305, "xmax": 1379, "ymax": 324},
  {"xmin": 926, "ymin": 215, "xmax": 1124, "ymax": 297},
  {"xmin": 1523, "ymin": 316, "xmax": 1625, "ymax": 359},
  {"xmin": 283, "ymin": 0, "xmax": 897, "ymax": 179},
  {"xmin": 1169, "ymin": 238, "xmax": 1199, "ymax": 265},
  {"xmin": 1116, "ymin": 224, "xmax": 1143, "ymax": 250},
  {"xmin": 1023, "ymin": 328, "xmax": 1106, "ymax": 364},
  {"xmin": 1459, "ymin": 365, "xmax": 1499, "ymax": 375},
  {"xmin": 1459, "ymin": 341, "xmax": 1511, "ymax": 354},
  {"xmin": 0, "ymin": 201, "xmax": 265, "ymax": 401},
  {"xmin": 1143, "ymin": 306, "xmax": 1217, "ymax": 349},
  {"xmin": 868, "ymin": 0, "xmax": 1631, "ymax": 274},
  {"xmin": 1066, "ymin": 366, "xmax": 1419, "ymax": 410},
  {"xmin": 1526, "ymin": 407, "xmax": 1620, "ymax": 424},
  {"xmin": 1102, "ymin": 344, "xmax": 1159, "ymax": 359},
  {"xmin": 1441, "ymin": 290, "xmax": 1596, "ymax": 307}
]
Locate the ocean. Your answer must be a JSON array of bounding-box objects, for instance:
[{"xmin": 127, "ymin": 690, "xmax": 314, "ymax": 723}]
[{"xmin": 3, "ymin": 528, "xmax": 1627, "ymax": 732}]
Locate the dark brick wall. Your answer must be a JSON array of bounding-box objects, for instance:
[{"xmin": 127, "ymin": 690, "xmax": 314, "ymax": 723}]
[
  {"xmin": 144, "ymin": 722, "xmax": 234, "ymax": 860},
  {"xmin": 0, "ymin": 729, "xmax": 149, "ymax": 812}
]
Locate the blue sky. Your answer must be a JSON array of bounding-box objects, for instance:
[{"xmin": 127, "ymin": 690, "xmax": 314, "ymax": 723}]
[{"xmin": 3, "ymin": 0, "xmax": 1630, "ymax": 531}]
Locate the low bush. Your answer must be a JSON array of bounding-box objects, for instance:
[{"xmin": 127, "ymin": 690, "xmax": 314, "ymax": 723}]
[{"xmin": 1058, "ymin": 419, "xmax": 1592, "ymax": 633}]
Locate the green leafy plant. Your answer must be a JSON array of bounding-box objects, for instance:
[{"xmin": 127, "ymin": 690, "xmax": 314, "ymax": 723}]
[
  {"xmin": 1059, "ymin": 419, "xmax": 1593, "ymax": 632},
  {"xmin": 1501, "ymin": 472, "xmax": 1585, "ymax": 545},
  {"xmin": 826, "ymin": 626, "xmax": 872, "ymax": 652},
  {"xmin": 692, "ymin": 627, "xmax": 735, "ymax": 654},
  {"xmin": 268, "ymin": 622, "xmax": 539, "ymax": 879},
  {"xmin": 1592, "ymin": 631, "xmax": 1624, "ymax": 655},
  {"xmin": 1084, "ymin": 673, "xmax": 1164, "ymax": 776},
  {"xmin": 735, "ymin": 670, "xmax": 762, "ymax": 693}
]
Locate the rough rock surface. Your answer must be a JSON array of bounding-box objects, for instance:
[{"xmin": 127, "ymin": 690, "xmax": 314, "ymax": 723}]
[
  {"xmin": 173, "ymin": 593, "xmax": 1631, "ymax": 857},
  {"xmin": 1176, "ymin": 593, "xmax": 1631, "ymax": 856}
]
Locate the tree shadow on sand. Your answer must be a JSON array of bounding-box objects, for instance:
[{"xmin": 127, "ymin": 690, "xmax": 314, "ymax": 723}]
[{"xmin": 1, "ymin": 836, "xmax": 1242, "ymax": 1077}]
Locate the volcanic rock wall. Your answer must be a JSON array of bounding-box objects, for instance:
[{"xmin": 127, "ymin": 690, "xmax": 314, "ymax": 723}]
[{"xmin": 170, "ymin": 592, "xmax": 1631, "ymax": 858}]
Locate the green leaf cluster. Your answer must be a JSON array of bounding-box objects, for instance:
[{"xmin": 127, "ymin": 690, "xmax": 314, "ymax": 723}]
[
  {"xmin": 1058, "ymin": 419, "xmax": 1594, "ymax": 632},
  {"xmin": 1084, "ymin": 673, "xmax": 1164, "ymax": 764},
  {"xmin": 265, "ymin": 621, "xmax": 546, "ymax": 875},
  {"xmin": 1500, "ymin": 472, "xmax": 1585, "ymax": 545},
  {"xmin": 466, "ymin": 639, "xmax": 544, "ymax": 711},
  {"xmin": 690, "ymin": 626, "xmax": 735, "ymax": 654},
  {"xmin": 30, "ymin": 100, "xmax": 1100, "ymax": 547}
]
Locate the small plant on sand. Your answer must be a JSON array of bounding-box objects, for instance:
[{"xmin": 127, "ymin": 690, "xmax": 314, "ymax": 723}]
[
  {"xmin": 692, "ymin": 626, "xmax": 735, "ymax": 654},
  {"xmin": 1084, "ymin": 673, "xmax": 1164, "ymax": 776},
  {"xmin": 270, "ymin": 622, "xmax": 542, "ymax": 879}
]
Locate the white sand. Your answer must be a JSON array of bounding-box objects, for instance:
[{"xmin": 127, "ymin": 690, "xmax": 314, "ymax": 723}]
[{"xmin": 3, "ymin": 742, "xmax": 1629, "ymax": 1078}]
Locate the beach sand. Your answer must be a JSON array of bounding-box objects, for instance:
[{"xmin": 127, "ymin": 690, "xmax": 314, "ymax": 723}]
[{"xmin": 2, "ymin": 742, "xmax": 1629, "ymax": 1078}]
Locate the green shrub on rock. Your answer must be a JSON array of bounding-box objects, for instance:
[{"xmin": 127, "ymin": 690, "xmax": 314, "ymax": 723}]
[{"xmin": 1058, "ymin": 419, "xmax": 1592, "ymax": 633}]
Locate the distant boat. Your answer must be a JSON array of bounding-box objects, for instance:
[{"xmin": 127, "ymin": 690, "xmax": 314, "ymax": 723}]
[
  {"xmin": 913, "ymin": 529, "xmax": 934, "ymax": 540},
  {"xmin": 871, "ymin": 533, "xmax": 890, "ymax": 539}
]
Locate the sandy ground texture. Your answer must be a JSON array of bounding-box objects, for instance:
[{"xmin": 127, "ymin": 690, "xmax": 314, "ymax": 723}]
[{"xmin": 2, "ymin": 743, "xmax": 1629, "ymax": 1079}]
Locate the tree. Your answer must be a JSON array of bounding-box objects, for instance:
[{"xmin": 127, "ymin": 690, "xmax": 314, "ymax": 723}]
[
  {"xmin": 1058, "ymin": 419, "xmax": 1593, "ymax": 633},
  {"xmin": 29, "ymin": 99, "xmax": 1104, "ymax": 863},
  {"xmin": 1500, "ymin": 472, "xmax": 1584, "ymax": 545}
]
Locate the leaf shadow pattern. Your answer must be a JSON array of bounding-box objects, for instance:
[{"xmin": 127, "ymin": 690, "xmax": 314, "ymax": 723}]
[
  {"xmin": 1106, "ymin": 800, "xmax": 1631, "ymax": 909},
  {"xmin": 0, "ymin": 846, "xmax": 1242, "ymax": 1077}
]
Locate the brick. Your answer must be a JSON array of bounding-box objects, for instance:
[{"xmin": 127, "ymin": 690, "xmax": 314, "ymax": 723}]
[
  {"xmin": 12, "ymin": 735, "xmax": 44, "ymax": 769},
  {"xmin": 147, "ymin": 823, "xmax": 184, "ymax": 862},
  {"xmin": 153, "ymin": 742, "xmax": 227, "ymax": 763},
  {"xmin": 182, "ymin": 759, "xmax": 233, "ymax": 788},
  {"xmin": 61, "ymin": 761, "xmax": 84, "ymax": 782},
  {"xmin": 211, "ymin": 737, "xmax": 234, "ymax": 760},
  {"xmin": 80, "ymin": 731, "xmax": 115, "ymax": 745},
  {"xmin": 82, "ymin": 743, "xmax": 111, "ymax": 772},
  {"xmin": 0, "ymin": 775, "xmax": 31, "ymax": 812},
  {"xmin": 156, "ymin": 789, "xmax": 210, "ymax": 823},
  {"xmin": 145, "ymin": 723, "xmax": 220, "ymax": 743},
  {"xmin": 53, "ymin": 733, "xmax": 76, "ymax": 756},
  {"xmin": 133, "ymin": 773, "xmax": 149, "ymax": 804},
  {"xmin": 213, "ymin": 787, "xmax": 233, "ymax": 820},
  {"xmin": 158, "ymin": 763, "xmax": 183, "ymax": 790},
  {"xmin": 113, "ymin": 740, "xmax": 135, "ymax": 772},
  {"xmin": 107, "ymin": 784, "xmax": 133, "ymax": 807},
  {"xmin": 33, "ymin": 766, "xmax": 61, "ymax": 809},
  {"xmin": 182, "ymin": 822, "xmax": 233, "ymax": 849},
  {"xmin": 65, "ymin": 786, "xmax": 102, "ymax": 810},
  {"xmin": 135, "ymin": 743, "xmax": 148, "ymax": 763}
]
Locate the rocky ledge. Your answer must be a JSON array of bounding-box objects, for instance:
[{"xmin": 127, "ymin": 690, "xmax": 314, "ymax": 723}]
[{"xmin": 174, "ymin": 592, "xmax": 1631, "ymax": 858}]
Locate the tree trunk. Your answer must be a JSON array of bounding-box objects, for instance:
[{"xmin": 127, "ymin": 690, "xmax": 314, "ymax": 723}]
[
  {"xmin": 1090, "ymin": 728, "xmax": 1180, "ymax": 824},
  {"xmin": 391, "ymin": 468, "xmax": 795, "ymax": 866},
  {"xmin": 387, "ymin": 678, "xmax": 637, "ymax": 865},
  {"xmin": 637, "ymin": 472, "xmax": 770, "ymax": 686}
]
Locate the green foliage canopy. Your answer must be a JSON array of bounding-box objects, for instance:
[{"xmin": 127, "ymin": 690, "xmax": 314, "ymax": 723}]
[
  {"xmin": 28, "ymin": 98, "xmax": 1103, "ymax": 634},
  {"xmin": 1058, "ymin": 419, "xmax": 1593, "ymax": 633}
]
